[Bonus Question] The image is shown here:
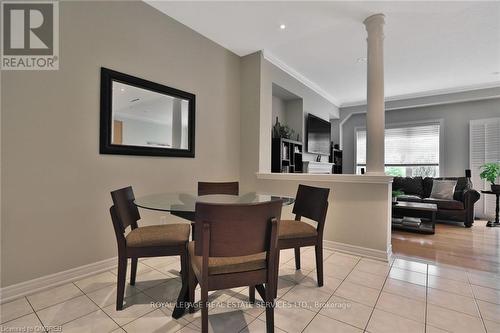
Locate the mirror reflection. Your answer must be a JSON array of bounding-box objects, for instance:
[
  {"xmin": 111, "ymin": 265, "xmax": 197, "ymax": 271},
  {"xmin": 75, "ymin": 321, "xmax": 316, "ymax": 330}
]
[{"xmin": 111, "ymin": 81, "xmax": 189, "ymax": 149}]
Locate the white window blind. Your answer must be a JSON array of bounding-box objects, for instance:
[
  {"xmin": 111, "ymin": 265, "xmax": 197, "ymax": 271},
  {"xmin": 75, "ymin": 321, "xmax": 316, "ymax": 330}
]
[
  {"xmin": 356, "ymin": 123, "xmax": 440, "ymax": 176},
  {"xmin": 470, "ymin": 118, "xmax": 500, "ymax": 218}
]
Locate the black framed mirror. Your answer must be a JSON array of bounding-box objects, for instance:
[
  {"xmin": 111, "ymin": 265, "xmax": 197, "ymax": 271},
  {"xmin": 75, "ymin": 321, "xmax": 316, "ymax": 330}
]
[{"xmin": 100, "ymin": 67, "xmax": 195, "ymax": 157}]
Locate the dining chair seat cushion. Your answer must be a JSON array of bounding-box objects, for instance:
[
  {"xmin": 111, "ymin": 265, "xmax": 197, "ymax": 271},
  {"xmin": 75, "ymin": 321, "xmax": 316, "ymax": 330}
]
[
  {"xmin": 126, "ymin": 224, "xmax": 190, "ymax": 247},
  {"xmin": 278, "ymin": 220, "xmax": 317, "ymax": 239},
  {"xmin": 188, "ymin": 241, "xmax": 266, "ymax": 275}
]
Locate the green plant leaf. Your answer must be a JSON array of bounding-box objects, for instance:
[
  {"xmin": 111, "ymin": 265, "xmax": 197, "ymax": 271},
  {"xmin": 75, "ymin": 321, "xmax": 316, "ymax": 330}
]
[{"xmin": 479, "ymin": 162, "xmax": 500, "ymax": 185}]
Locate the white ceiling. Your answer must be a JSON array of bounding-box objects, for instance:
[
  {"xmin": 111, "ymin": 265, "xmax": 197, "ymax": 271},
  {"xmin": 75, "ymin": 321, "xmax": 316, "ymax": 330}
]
[{"xmin": 147, "ymin": 1, "xmax": 500, "ymax": 106}]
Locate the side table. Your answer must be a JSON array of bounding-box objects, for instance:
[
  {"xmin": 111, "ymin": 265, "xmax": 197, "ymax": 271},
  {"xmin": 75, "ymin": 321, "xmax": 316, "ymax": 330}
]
[{"xmin": 481, "ymin": 190, "xmax": 500, "ymax": 227}]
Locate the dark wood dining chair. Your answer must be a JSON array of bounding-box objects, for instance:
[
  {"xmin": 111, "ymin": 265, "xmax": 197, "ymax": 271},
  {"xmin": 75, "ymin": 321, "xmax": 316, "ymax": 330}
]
[
  {"xmin": 198, "ymin": 181, "xmax": 263, "ymax": 302},
  {"xmin": 194, "ymin": 181, "xmax": 239, "ymax": 241},
  {"xmin": 188, "ymin": 200, "xmax": 282, "ymax": 333},
  {"xmin": 277, "ymin": 184, "xmax": 330, "ymax": 287},
  {"xmin": 198, "ymin": 181, "xmax": 239, "ymax": 196},
  {"xmin": 110, "ymin": 186, "xmax": 191, "ymax": 310}
]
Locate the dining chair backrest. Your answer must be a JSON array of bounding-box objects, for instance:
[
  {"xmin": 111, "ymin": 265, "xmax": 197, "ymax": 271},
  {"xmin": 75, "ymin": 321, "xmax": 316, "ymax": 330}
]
[
  {"xmin": 198, "ymin": 181, "xmax": 239, "ymax": 196},
  {"xmin": 194, "ymin": 200, "xmax": 282, "ymax": 258},
  {"xmin": 292, "ymin": 184, "xmax": 330, "ymax": 226},
  {"xmin": 110, "ymin": 186, "xmax": 140, "ymax": 233}
]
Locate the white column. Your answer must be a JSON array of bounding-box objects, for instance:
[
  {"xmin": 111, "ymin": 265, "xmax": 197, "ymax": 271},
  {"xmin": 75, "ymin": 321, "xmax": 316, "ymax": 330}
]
[{"xmin": 363, "ymin": 14, "xmax": 386, "ymax": 175}]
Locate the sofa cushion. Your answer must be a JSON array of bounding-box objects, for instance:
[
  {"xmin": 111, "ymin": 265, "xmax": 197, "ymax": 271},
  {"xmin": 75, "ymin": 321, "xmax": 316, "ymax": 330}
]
[
  {"xmin": 393, "ymin": 177, "xmax": 404, "ymax": 192},
  {"xmin": 422, "ymin": 198, "xmax": 464, "ymax": 210},
  {"xmin": 423, "ymin": 177, "xmax": 434, "ymax": 198},
  {"xmin": 396, "ymin": 195, "xmax": 423, "ymax": 203},
  {"xmin": 430, "ymin": 180, "xmax": 457, "ymax": 200},
  {"xmin": 434, "ymin": 177, "xmax": 467, "ymax": 201},
  {"xmin": 393, "ymin": 177, "xmax": 424, "ymax": 197}
]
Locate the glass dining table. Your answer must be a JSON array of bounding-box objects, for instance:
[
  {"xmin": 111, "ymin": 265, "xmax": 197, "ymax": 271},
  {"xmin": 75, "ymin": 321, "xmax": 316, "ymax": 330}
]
[
  {"xmin": 133, "ymin": 191, "xmax": 295, "ymax": 318},
  {"xmin": 135, "ymin": 192, "xmax": 295, "ymax": 222}
]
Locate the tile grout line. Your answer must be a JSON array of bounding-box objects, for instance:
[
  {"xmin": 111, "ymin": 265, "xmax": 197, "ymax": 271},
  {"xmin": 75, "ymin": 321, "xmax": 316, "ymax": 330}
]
[
  {"xmin": 362, "ymin": 255, "xmax": 397, "ymax": 333},
  {"xmin": 244, "ymin": 251, "xmax": 338, "ymax": 332},
  {"xmin": 9, "ymin": 251, "xmax": 499, "ymax": 333},
  {"xmin": 71, "ymin": 281, "xmax": 127, "ymax": 331},
  {"xmin": 236, "ymin": 314, "xmax": 269, "ymax": 333},
  {"xmin": 474, "ymin": 297, "xmax": 500, "ymax": 307},
  {"xmin": 138, "ymin": 259, "xmax": 180, "ymax": 276},
  {"xmin": 0, "ymin": 249, "xmax": 304, "ymax": 328},
  {"xmin": 300, "ymin": 253, "xmax": 362, "ymax": 333},
  {"xmin": 235, "ymin": 251, "xmax": 322, "ymax": 333},
  {"xmin": 466, "ymin": 272, "xmax": 489, "ymax": 332},
  {"xmin": 382, "ymin": 260, "xmax": 460, "ymax": 330},
  {"xmin": 26, "ymin": 290, "xmax": 103, "ymax": 329},
  {"xmin": 388, "ymin": 266, "xmax": 485, "ymax": 300},
  {"xmin": 2, "ymin": 279, "xmax": 118, "ymax": 325},
  {"xmin": 184, "ymin": 249, "xmax": 312, "ymax": 332},
  {"xmin": 73, "ymin": 279, "xmax": 186, "ymax": 332},
  {"xmin": 33, "ymin": 290, "xmax": 99, "ymax": 331},
  {"xmin": 0, "ymin": 299, "xmax": 36, "ymax": 326},
  {"xmin": 238, "ymin": 248, "xmax": 325, "ymax": 333},
  {"xmin": 426, "ymin": 294, "xmax": 491, "ymax": 318},
  {"xmin": 23, "ymin": 297, "xmax": 49, "ymax": 333},
  {"xmin": 424, "ymin": 261, "xmax": 428, "ymax": 333},
  {"xmin": 23, "ymin": 288, "xmax": 86, "ymax": 314},
  {"xmin": 119, "ymin": 283, "xmax": 201, "ymax": 330},
  {"xmin": 425, "ymin": 270, "xmax": 491, "ymax": 332}
]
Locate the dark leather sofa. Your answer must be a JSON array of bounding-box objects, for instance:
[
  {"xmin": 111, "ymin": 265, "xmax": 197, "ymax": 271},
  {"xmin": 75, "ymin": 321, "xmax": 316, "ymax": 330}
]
[{"xmin": 393, "ymin": 176, "xmax": 480, "ymax": 227}]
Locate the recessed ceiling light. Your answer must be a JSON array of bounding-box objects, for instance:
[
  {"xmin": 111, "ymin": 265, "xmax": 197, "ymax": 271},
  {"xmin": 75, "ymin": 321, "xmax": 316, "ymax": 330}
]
[
  {"xmin": 120, "ymin": 88, "xmax": 125, "ymax": 92},
  {"xmin": 357, "ymin": 57, "xmax": 367, "ymax": 63},
  {"xmin": 280, "ymin": 24, "xmax": 286, "ymax": 30}
]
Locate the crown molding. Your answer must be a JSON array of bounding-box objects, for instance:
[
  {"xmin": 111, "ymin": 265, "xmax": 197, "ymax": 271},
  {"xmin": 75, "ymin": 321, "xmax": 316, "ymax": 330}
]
[
  {"xmin": 262, "ymin": 50, "xmax": 500, "ymax": 110},
  {"xmin": 262, "ymin": 50, "xmax": 340, "ymax": 107},
  {"xmin": 340, "ymin": 81, "xmax": 500, "ymax": 108}
]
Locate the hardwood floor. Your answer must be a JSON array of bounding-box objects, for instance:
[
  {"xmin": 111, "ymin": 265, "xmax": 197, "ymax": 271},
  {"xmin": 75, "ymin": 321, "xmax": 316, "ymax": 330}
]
[{"xmin": 392, "ymin": 220, "xmax": 500, "ymax": 273}]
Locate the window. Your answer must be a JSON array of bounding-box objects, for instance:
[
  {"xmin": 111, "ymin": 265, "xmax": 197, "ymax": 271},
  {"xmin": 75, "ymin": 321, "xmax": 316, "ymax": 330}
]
[{"xmin": 356, "ymin": 123, "xmax": 441, "ymax": 177}]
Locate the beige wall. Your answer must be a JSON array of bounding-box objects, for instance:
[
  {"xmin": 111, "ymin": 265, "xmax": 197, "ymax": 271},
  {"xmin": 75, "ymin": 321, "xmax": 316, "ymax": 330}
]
[
  {"xmin": 1, "ymin": 1, "xmax": 241, "ymax": 286},
  {"xmin": 255, "ymin": 176, "xmax": 392, "ymax": 257}
]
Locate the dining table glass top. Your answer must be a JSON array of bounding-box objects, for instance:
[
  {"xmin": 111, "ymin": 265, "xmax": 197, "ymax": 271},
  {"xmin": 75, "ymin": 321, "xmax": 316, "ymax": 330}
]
[{"xmin": 134, "ymin": 192, "xmax": 295, "ymax": 212}]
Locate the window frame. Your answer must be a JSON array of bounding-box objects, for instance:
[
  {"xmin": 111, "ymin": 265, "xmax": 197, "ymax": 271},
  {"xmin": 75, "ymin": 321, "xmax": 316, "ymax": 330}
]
[{"xmin": 354, "ymin": 119, "xmax": 444, "ymax": 176}]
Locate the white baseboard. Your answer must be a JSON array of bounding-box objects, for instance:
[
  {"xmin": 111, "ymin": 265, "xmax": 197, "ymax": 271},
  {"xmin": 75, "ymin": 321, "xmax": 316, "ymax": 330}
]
[
  {"xmin": 324, "ymin": 240, "xmax": 393, "ymax": 262},
  {"xmin": 1, "ymin": 241, "xmax": 393, "ymax": 303},
  {"xmin": 0, "ymin": 257, "xmax": 117, "ymax": 303}
]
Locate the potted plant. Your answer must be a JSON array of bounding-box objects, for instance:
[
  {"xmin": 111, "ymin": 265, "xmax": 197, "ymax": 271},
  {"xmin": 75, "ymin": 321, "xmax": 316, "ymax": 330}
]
[
  {"xmin": 272, "ymin": 117, "xmax": 298, "ymax": 140},
  {"xmin": 480, "ymin": 162, "xmax": 500, "ymax": 193},
  {"xmin": 392, "ymin": 190, "xmax": 404, "ymax": 205}
]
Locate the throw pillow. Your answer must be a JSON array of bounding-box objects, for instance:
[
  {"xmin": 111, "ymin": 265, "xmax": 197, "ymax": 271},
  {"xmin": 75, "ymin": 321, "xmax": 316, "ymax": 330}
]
[{"xmin": 430, "ymin": 180, "xmax": 457, "ymax": 200}]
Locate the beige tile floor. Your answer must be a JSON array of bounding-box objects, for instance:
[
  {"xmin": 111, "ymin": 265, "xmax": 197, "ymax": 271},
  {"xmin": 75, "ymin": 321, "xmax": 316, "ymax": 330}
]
[{"xmin": 2, "ymin": 248, "xmax": 500, "ymax": 332}]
